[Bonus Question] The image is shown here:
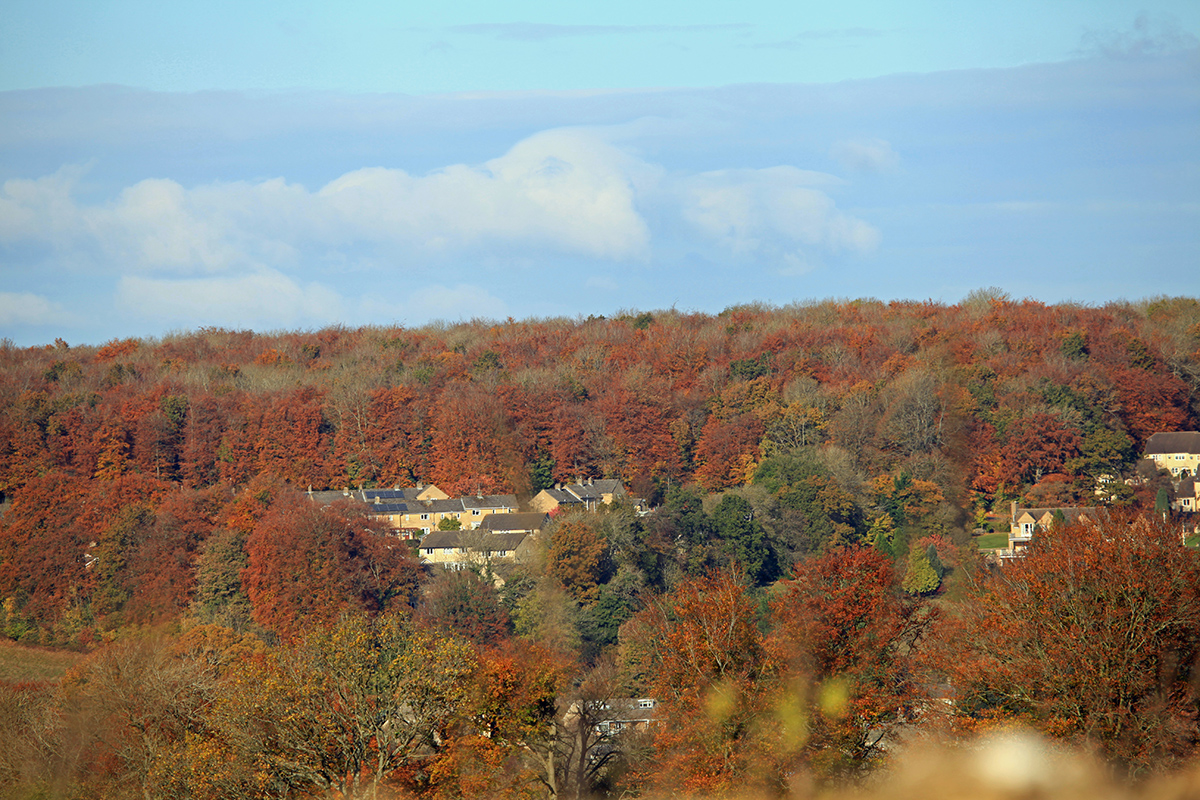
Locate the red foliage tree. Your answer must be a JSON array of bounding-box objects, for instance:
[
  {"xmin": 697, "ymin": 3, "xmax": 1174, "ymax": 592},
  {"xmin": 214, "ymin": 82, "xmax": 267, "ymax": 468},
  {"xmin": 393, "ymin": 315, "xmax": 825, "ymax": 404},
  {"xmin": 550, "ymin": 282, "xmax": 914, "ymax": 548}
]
[
  {"xmin": 944, "ymin": 512, "xmax": 1200, "ymax": 775},
  {"xmin": 768, "ymin": 546, "xmax": 933, "ymax": 777},
  {"xmin": 242, "ymin": 493, "xmax": 421, "ymax": 640},
  {"xmin": 693, "ymin": 413, "xmax": 765, "ymax": 491}
]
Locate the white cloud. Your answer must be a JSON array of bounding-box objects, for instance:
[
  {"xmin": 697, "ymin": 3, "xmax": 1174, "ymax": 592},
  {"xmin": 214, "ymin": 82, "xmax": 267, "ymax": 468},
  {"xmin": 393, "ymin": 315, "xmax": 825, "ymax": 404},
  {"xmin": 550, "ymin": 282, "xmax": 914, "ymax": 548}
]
[
  {"xmin": 830, "ymin": 138, "xmax": 900, "ymax": 174},
  {"xmin": 2, "ymin": 127, "xmax": 878, "ymax": 285},
  {"xmin": 0, "ymin": 167, "xmax": 88, "ymax": 243},
  {"xmin": 318, "ymin": 128, "xmax": 651, "ymax": 260},
  {"xmin": 0, "ymin": 292, "xmax": 73, "ymax": 326},
  {"xmin": 680, "ymin": 166, "xmax": 880, "ymax": 259},
  {"xmin": 116, "ymin": 269, "xmax": 345, "ymax": 328}
]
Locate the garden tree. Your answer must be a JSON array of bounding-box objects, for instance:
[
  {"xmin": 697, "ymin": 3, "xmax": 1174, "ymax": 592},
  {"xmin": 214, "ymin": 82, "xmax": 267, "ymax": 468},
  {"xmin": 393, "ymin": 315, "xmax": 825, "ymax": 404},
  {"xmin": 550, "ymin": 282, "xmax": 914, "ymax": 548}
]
[
  {"xmin": 1155, "ymin": 487, "xmax": 1170, "ymax": 516},
  {"xmin": 1109, "ymin": 367, "xmax": 1190, "ymax": 446},
  {"xmin": 901, "ymin": 545, "xmax": 941, "ymax": 596},
  {"xmin": 1066, "ymin": 425, "xmax": 1136, "ymax": 479},
  {"xmin": 594, "ymin": 502, "xmax": 663, "ymax": 589},
  {"xmin": 1021, "ymin": 474, "xmax": 1082, "ymax": 508},
  {"xmin": 622, "ymin": 569, "xmax": 771, "ymax": 796},
  {"xmin": 437, "ymin": 515, "xmax": 462, "ymax": 531},
  {"xmin": 710, "ymin": 492, "xmax": 776, "ymax": 585},
  {"xmin": 577, "ymin": 582, "xmax": 638, "ymax": 663},
  {"xmin": 418, "ymin": 569, "xmax": 513, "ymax": 646},
  {"xmin": 945, "ymin": 512, "xmax": 1200, "ymax": 775},
  {"xmin": 547, "ymin": 518, "xmax": 612, "ymax": 605},
  {"xmin": 242, "ymin": 492, "xmax": 422, "ymax": 640},
  {"xmin": 767, "ymin": 547, "xmax": 934, "ymax": 780}
]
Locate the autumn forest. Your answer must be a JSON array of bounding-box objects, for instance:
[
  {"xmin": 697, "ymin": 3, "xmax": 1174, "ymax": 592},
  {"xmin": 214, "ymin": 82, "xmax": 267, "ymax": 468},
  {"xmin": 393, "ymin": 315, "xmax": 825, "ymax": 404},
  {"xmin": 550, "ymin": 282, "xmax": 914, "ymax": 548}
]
[{"xmin": 2, "ymin": 293, "xmax": 1200, "ymax": 799}]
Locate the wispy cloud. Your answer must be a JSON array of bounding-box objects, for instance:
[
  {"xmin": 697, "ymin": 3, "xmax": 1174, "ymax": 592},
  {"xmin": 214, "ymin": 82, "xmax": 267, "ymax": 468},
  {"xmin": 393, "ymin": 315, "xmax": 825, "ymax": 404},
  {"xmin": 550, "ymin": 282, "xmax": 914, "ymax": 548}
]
[
  {"xmin": 830, "ymin": 138, "xmax": 900, "ymax": 174},
  {"xmin": 1077, "ymin": 14, "xmax": 1199, "ymax": 59},
  {"xmin": 0, "ymin": 292, "xmax": 73, "ymax": 327},
  {"xmin": 116, "ymin": 269, "xmax": 346, "ymax": 329},
  {"xmin": 450, "ymin": 22, "xmax": 752, "ymax": 42},
  {"xmin": 679, "ymin": 166, "xmax": 879, "ymax": 260}
]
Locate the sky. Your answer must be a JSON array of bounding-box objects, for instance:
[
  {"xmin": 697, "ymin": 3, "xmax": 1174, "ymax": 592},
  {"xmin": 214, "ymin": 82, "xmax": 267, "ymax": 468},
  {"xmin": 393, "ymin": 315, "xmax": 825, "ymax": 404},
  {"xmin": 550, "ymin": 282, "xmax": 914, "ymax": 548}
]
[{"xmin": 1, "ymin": 1, "xmax": 1198, "ymax": 347}]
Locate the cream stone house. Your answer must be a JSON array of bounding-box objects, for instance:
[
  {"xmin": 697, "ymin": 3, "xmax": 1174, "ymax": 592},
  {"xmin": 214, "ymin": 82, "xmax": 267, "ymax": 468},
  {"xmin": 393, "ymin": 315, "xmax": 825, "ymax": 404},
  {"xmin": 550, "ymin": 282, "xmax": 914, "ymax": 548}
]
[
  {"xmin": 530, "ymin": 478, "xmax": 629, "ymax": 514},
  {"xmin": 1144, "ymin": 432, "xmax": 1200, "ymax": 478},
  {"xmin": 1006, "ymin": 502, "xmax": 1096, "ymax": 557}
]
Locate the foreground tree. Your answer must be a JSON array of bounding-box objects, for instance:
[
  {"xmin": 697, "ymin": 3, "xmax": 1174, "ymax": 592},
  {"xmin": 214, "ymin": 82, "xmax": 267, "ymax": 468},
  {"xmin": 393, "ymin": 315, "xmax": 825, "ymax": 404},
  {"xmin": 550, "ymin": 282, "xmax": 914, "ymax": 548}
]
[
  {"xmin": 946, "ymin": 513, "xmax": 1200, "ymax": 775},
  {"xmin": 622, "ymin": 569, "xmax": 770, "ymax": 796}
]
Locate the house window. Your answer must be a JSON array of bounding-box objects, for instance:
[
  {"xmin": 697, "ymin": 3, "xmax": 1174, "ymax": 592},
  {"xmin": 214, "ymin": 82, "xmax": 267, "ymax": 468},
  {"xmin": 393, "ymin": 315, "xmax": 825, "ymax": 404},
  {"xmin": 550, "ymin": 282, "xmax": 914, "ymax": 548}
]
[
  {"xmin": 472, "ymin": 510, "xmax": 480, "ymax": 516},
  {"xmin": 420, "ymin": 513, "xmax": 429, "ymax": 520},
  {"xmin": 496, "ymin": 550, "xmax": 508, "ymax": 557},
  {"xmin": 638, "ymin": 699, "xmax": 656, "ymax": 709},
  {"xmin": 1021, "ymin": 523, "xmax": 1034, "ymax": 535}
]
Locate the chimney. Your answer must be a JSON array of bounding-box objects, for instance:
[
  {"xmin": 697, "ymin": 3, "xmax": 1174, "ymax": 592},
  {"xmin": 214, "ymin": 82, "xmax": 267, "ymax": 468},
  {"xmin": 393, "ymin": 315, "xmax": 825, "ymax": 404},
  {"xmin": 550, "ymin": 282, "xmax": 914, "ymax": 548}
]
[
  {"xmin": 342, "ymin": 486, "xmax": 350, "ymax": 496},
  {"xmin": 1010, "ymin": 500, "xmax": 1017, "ymax": 523}
]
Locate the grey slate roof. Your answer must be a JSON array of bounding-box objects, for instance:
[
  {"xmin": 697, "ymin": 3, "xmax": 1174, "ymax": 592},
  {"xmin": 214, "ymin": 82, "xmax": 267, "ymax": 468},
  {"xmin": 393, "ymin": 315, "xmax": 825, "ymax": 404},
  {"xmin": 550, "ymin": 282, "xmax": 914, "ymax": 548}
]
[
  {"xmin": 1146, "ymin": 432, "xmax": 1200, "ymax": 455},
  {"xmin": 419, "ymin": 531, "xmax": 462, "ymax": 550},
  {"xmin": 479, "ymin": 512, "xmax": 548, "ymax": 533}
]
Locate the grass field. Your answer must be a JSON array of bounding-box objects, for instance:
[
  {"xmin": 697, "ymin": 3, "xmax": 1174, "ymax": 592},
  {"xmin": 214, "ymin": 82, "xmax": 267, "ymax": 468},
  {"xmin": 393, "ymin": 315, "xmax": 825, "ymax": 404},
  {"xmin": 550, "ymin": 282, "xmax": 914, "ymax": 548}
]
[
  {"xmin": 975, "ymin": 531, "xmax": 1009, "ymax": 549},
  {"xmin": 0, "ymin": 640, "xmax": 82, "ymax": 684}
]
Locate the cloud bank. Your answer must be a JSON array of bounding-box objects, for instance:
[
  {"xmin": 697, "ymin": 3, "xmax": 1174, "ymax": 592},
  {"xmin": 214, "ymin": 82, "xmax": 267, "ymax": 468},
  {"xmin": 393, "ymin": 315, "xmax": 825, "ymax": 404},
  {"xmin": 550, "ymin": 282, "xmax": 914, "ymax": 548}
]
[{"xmin": 1, "ymin": 125, "xmax": 877, "ymax": 284}]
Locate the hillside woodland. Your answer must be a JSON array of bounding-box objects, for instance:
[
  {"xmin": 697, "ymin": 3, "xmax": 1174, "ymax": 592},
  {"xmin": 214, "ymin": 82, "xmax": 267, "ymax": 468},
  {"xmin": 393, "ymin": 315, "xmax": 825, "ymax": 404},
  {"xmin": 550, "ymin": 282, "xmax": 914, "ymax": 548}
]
[{"xmin": 2, "ymin": 293, "xmax": 1200, "ymax": 798}]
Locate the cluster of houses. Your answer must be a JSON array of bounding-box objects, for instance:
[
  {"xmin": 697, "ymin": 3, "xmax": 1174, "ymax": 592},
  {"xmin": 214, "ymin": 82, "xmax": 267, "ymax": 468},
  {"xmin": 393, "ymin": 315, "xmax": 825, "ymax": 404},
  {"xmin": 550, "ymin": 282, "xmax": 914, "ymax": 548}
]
[
  {"xmin": 1001, "ymin": 430, "xmax": 1199, "ymax": 558},
  {"xmin": 307, "ymin": 478, "xmax": 634, "ymax": 575}
]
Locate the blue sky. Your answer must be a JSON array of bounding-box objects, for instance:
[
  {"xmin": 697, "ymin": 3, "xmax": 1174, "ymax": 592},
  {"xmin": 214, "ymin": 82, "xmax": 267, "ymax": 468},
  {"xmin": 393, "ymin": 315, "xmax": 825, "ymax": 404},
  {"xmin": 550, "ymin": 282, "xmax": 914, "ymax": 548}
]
[{"xmin": 2, "ymin": 1, "xmax": 1198, "ymax": 346}]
